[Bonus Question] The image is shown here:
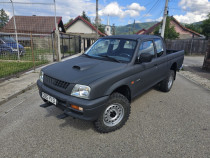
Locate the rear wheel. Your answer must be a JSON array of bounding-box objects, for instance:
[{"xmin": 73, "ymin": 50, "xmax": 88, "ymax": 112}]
[
  {"xmin": 94, "ymin": 92, "xmax": 130, "ymax": 133},
  {"xmin": 159, "ymin": 70, "xmax": 175, "ymax": 92}
]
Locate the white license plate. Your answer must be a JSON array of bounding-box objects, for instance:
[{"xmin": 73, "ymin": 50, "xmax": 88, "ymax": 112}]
[{"xmin": 42, "ymin": 92, "xmax": 57, "ymax": 105}]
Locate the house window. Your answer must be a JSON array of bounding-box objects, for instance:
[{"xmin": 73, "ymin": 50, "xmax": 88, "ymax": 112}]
[{"xmin": 107, "ymin": 28, "xmax": 109, "ymax": 31}]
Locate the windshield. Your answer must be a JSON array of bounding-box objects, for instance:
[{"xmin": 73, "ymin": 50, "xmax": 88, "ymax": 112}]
[
  {"xmin": 85, "ymin": 38, "xmax": 137, "ymax": 63},
  {"xmin": 0, "ymin": 36, "xmax": 16, "ymax": 43}
]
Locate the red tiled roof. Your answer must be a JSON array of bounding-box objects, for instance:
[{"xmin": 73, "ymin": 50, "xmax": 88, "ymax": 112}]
[
  {"xmin": 2, "ymin": 16, "xmax": 63, "ymax": 34},
  {"xmin": 171, "ymin": 16, "xmax": 201, "ymax": 37},
  {"xmin": 136, "ymin": 29, "xmax": 146, "ymax": 34},
  {"xmin": 65, "ymin": 16, "xmax": 106, "ymax": 36},
  {"xmin": 143, "ymin": 22, "xmax": 161, "ymax": 35}
]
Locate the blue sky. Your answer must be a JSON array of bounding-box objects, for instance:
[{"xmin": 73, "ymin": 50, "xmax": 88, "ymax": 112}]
[{"xmin": 1, "ymin": 0, "xmax": 210, "ymax": 26}]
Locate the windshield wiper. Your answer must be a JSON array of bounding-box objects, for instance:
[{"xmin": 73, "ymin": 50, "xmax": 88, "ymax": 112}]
[{"xmin": 98, "ymin": 54, "xmax": 121, "ymax": 63}]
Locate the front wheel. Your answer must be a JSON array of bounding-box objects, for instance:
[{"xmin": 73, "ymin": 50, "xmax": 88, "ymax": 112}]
[
  {"xmin": 159, "ymin": 70, "xmax": 175, "ymax": 92},
  {"xmin": 94, "ymin": 93, "xmax": 130, "ymax": 133}
]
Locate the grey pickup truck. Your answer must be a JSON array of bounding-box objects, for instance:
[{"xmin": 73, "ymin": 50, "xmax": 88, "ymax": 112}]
[{"xmin": 37, "ymin": 35, "xmax": 184, "ymax": 133}]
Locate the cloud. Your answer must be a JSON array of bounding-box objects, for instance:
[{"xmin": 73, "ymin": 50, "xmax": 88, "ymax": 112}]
[
  {"xmin": 99, "ymin": 2, "xmax": 125, "ymax": 18},
  {"xmin": 99, "ymin": 2, "xmax": 145, "ymax": 18},
  {"xmin": 156, "ymin": 17, "xmax": 163, "ymax": 22},
  {"xmin": 174, "ymin": 12, "xmax": 207, "ymax": 24},
  {"xmin": 125, "ymin": 10, "xmax": 140, "ymax": 17},
  {"xmin": 136, "ymin": 20, "xmax": 141, "ymax": 23},
  {"xmin": 127, "ymin": 3, "xmax": 145, "ymax": 11},
  {"xmin": 174, "ymin": 0, "xmax": 210, "ymax": 23},
  {"xmin": 146, "ymin": 19, "xmax": 153, "ymax": 22}
]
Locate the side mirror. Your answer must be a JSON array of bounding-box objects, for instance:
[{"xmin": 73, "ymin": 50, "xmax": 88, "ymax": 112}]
[{"xmin": 138, "ymin": 53, "xmax": 153, "ymax": 63}]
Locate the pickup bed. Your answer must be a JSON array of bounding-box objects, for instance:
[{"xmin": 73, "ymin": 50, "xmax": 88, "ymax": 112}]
[{"xmin": 37, "ymin": 35, "xmax": 184, "ymax": 133}]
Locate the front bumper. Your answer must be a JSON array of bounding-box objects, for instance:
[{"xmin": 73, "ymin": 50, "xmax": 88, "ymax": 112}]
[{"xmin": 37, "ymin": 80, "xmax": 109, "ymax": 121}]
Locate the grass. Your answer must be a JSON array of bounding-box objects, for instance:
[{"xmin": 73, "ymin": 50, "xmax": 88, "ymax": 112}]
[{"xmin": 0, "ymin": 60, "xmax": 48, "ymax": 78}]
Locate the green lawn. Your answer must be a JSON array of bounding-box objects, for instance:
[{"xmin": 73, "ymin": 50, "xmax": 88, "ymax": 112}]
[{"xmin": 0, "ymin": 60, "xmax": 48, "ymax": 78}]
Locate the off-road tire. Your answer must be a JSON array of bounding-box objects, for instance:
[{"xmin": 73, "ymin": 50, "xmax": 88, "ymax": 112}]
[
  {"xmin": 94, "ymin": 92, "xmax": 130, "ymax": 133},
  {"xmin": 159, "ymin": 70, "xmax": 175, "ymax": 92}
]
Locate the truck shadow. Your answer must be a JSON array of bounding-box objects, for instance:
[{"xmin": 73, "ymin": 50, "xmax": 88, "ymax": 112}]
[{"xmin": 40, "ymin": 103, "xmax": 93, "ymax": 131}]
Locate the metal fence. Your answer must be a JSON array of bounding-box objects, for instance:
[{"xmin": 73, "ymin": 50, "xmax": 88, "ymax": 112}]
[
  {"xmin": 0, "ymin": 0, "xmax": 83, "ymax": 79},
  {"xmin": 165, "ymin": 39, "xmax": 208, "ymax": 55}
]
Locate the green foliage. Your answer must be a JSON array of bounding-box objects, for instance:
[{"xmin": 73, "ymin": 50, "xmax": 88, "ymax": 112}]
[
  {"xmin": 185, "ymin": 24, "xmax": 202, "ymax": 34},
  {"xmin": 154, "ymin": 17, "xmax": 179, "ymax": 39},
  {"xmin": 0, "ymin": 8, "xmax": 9, "ymax": 29},
  {"xmin": 93, "ymin": 23, "xmax": 105, "ymax": 34},
  {"xmin": 64, "ymin": 18, "xmax": 73, "ymax": 26},
  {"xmin": 81, "ymin": 11, "xmax": 91, "ymax": 23},
  {"xmin": 201, "ymin": 13, "xmax": 210, "ymax": 38}
]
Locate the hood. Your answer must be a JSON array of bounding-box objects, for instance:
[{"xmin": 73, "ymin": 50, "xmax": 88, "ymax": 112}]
[
  {"xmin": 43, "ymin": 55, "xmax": 127, "ymax": 85},
  {"xmin": 5, "ymin": 42, "xmax": 24, "ymax": 49}
]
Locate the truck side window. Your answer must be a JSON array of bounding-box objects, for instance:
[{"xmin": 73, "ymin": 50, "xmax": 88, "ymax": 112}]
[
  {"xmin": 154, "ymin": 38, "xmax": 164, "ymax": 57},
  {"xmin": 138, "ymin": 41, "xmax": 155, "ymax": 57}
]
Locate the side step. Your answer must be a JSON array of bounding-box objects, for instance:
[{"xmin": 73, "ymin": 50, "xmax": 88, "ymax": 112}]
[
  {"xmin": 40, "ymin": 103, "xmax": 53, "ymax": 108},
  {"xmin": 56, "ymin": 113, "xmax": 69, "ymax": 119}
]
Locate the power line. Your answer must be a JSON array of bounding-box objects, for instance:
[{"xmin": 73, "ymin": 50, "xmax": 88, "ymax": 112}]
[
  {"xmin": 0, "ymin": 2, "xmax": 54, "ymax": 5},
  {"xmin": 139, "ymin": 0, "xmax": 161, "ymax": 19}
]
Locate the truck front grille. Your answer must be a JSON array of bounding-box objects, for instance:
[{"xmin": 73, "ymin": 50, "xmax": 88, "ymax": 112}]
[{"xmin": 44, "ymin": 75, "xmax": 70, "ymax": 89}]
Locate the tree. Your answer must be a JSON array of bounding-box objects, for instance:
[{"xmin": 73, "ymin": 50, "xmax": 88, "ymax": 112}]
[
  {"xmin": 81, "ymin": 11, "xmax": 91, "ymax": 23},
  {"xmin": 201, "ymin": 13, "xmax": 210, "ymax": 39},
  {"xmin": 0, "ymin": 8, "xmax": 9, "ymax": 29},
  {"xmin": 185, "ymin": 24, "xmax": 202, "ymax": 34},
  {"xmin": 154, "ymin": 17, "xmax": 179, "ymax": 39},
  {"xmin": 64, "ymin": 18, "xmax": 73, "ymax": 27}
]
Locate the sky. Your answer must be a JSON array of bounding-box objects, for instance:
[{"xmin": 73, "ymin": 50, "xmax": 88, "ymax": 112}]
[{"xmin": 1, "ymin": 0, "xmax": 210, "ymax": 26}]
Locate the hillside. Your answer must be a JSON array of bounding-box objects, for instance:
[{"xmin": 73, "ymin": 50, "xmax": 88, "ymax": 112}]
[{"xmin": 115, "ymin": 22, "xmax": 158, "ymax": 35}]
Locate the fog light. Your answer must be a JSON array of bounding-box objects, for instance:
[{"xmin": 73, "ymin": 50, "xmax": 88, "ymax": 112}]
[{"xmin": 71, "ymin": 105, "xmax": 83, "ymax": 111}]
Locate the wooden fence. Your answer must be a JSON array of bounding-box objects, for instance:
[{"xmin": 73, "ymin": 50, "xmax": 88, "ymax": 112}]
[{"xmin": 165, "ymin": 39, "xmax": 208, "ymax": 55}]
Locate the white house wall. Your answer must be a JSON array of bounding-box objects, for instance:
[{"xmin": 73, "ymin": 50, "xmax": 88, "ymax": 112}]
[{"xmin": 66, "ymin": 20, "xmax": 96, "ymax": 34}]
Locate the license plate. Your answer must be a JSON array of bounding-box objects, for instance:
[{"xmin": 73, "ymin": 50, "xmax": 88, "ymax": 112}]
[{"xmin": 42, "ymin": 92, "xmax": 57, "ymax": 105}]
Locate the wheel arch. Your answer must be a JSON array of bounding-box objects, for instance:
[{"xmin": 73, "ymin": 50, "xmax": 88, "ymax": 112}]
[{"xmin": 105, "ymin": 84, "xmax": 131, "ymax": 103}]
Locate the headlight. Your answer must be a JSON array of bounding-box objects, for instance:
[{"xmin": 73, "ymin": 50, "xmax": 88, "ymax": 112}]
[
  {"xmin": 39, "ymin": 71, "xmax": 44, "ymax": 82},
  {"xmin": 71, "ymin": 84, "xmax": 91, "ymax": 99}
]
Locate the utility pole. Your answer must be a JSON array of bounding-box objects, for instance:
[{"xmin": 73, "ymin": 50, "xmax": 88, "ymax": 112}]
[
  {"xmin": 10, "ymin": 0, "xmax": 20, "ymax": 60},
  {"xmin": 54, "ymin": 0, "xmax": 61, "ymax": 61},
  {"xmin": 161, "ymin": 0, "xmax": 169, "ymax": 38},
  {"xmin": 96, "ymin": 0, "xmax": 99, "ymax": 39}
]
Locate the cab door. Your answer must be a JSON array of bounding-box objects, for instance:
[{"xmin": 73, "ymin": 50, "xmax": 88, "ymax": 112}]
[{"xmin": 132, "ymin": 40, "xmax": 159, "ymax": 97}]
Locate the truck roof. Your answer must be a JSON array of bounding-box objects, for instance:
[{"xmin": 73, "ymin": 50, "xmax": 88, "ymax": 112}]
[{"xmin": 101, "ymin": 35, "xmax": 161, "ymax": 40}]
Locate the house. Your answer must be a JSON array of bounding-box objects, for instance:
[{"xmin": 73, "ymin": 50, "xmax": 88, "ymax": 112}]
[
  {"xmin": 65, "ymin": 16, "xmax": 106, "ymax": 37},
  {"xmin": 65, "ymin": 16, "xmax": 106, "ymax": 52},
  {"xmin": 136, "ymin": 16, "xmax": 202, "ymax": 39},
  {"xmin": 1, "ymin": 16, "xmax": 65, "ymax": 49},
  {"xmin": 1, "ymin": 15, "xmax": 65, "ymax": 34}
]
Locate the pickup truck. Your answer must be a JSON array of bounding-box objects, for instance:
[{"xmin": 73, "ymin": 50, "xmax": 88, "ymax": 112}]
[{"xmin": 37, "ymin": 35, "xmax": 184, "ymax": 133}]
